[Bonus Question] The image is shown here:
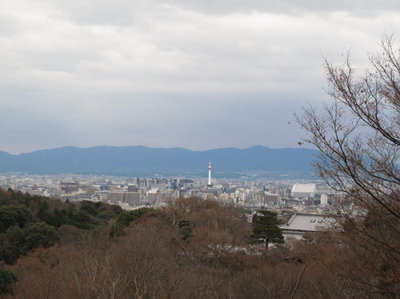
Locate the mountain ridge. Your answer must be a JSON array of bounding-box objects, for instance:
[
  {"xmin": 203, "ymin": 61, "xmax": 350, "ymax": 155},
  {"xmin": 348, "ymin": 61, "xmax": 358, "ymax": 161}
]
[{"xmin": 0, "ymin": 145, "xmax": 318, "ymax": 178}]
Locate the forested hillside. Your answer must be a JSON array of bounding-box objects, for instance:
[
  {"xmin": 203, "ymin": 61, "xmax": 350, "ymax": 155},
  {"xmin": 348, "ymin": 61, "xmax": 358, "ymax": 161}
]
[
  {"xmin": 0, "ymin": 188, "xmax": 126, "ymax": 265},
  {"xmin": 1, "ymin": 189, "xmax": 398, "ymax": 298}
]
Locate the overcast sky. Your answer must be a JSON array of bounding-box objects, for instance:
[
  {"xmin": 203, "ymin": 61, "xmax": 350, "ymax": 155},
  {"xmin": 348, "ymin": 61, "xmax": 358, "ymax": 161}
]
[{"xmin": 0, "ymin": 0, "xmax": 399, "ymax": 153}]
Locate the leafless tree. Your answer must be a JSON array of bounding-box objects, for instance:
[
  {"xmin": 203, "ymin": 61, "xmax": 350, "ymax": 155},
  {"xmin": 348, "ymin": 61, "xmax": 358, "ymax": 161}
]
[{"xmin": 298, "ymin": 35, "xmax": 400, "ymax": 295}]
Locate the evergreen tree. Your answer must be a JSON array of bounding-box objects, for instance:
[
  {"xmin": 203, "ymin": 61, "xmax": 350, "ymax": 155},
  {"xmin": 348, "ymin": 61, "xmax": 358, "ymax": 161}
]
[
  {"xmin": 251, "ymin": 210, "xmax": 283, "ymax": 248},
  {"xmin": 0, "ymin": 267, "xmax": 17, "ymax": 295}
]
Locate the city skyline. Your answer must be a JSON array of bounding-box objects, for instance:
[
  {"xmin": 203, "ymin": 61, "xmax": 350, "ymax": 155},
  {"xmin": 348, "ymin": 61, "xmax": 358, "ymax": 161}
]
[{"xmin": 1, "ymin": 1, "xmax": 399, "ymax": 153}]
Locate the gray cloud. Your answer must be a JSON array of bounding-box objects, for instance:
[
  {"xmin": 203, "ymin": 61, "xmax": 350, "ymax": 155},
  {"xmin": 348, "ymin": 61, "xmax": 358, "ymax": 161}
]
[
  {"xmin": 44, "ymin": 0, "xmax": 400, "ymax": 25},
  {"xmin": 0, "ymin": 0, "xmax": 398, "ymax": 153},
  {"xmin": 166, "ymin": 0, "xmax": 400, "ymax": 16}
]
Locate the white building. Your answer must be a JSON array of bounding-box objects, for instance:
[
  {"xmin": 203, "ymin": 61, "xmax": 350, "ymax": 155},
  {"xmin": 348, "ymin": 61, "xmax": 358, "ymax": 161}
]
[
  {"xmin": 320, "ymin": 194, "xmax": 328, "ymax": 206},
  {"xmin": 280, "ymin": 213, "xmax": 336, "ymax": 240},
  {"xmin": 291, "ymin": 184, "xmax": 316, "ymax": 198}
]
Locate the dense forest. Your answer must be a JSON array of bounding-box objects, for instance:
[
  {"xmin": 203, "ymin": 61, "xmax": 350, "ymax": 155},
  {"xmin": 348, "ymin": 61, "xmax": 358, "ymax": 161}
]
[{"xmin": 0, "ymin": 188, "xmax": 398, "ymax": 298}]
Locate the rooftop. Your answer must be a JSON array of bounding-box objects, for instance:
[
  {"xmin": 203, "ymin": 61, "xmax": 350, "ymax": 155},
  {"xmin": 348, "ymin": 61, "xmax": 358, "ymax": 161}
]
[
  {"xmin": 291, "ymin": 184, "xmax": 316, "ymax": 194},
  {"xmin": 280, "ymin": 213, "xmax": 335, "ymax": 232}
]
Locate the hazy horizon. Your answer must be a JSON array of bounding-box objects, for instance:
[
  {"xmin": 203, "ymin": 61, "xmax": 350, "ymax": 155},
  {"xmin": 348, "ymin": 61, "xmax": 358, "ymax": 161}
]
[{"xmin": 1, "ymin": 143, "xmax": 316, "ymax": 155}]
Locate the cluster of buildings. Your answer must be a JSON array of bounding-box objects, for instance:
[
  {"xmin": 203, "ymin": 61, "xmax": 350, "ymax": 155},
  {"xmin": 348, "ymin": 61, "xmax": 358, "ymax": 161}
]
[
  {"xmin": 0, "ymin": 163, "xmax": 343, "ymax": 239},
  {"xmin": 0, "ymin": 163, "xmax": 341, "ymax": 213},
  {"xmin": 0, "ymin": 163, "xmax": 345, "ymax": 240}
]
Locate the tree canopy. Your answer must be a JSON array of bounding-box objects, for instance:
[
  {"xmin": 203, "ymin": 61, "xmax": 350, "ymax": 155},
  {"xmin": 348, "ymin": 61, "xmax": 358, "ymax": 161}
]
[
  {"xmin": 0, "ymin": 188, "xmax": 124, "ymax": 264},
  {"xmin": 251, "ymin": 210, "xmax": 283, "ymax": 248}
]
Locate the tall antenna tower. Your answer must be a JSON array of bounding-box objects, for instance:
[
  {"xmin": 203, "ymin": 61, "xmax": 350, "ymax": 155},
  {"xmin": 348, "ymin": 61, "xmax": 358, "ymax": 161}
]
[{"xmin": 207, "ymin": 162, "xmax": 212, "ymax": 187}]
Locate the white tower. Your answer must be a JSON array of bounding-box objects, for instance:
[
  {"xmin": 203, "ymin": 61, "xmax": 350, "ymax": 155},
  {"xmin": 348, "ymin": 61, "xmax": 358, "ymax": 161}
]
[{"xmin": 207, "ymin": 162, "xmax": 212, "ymax": 187}]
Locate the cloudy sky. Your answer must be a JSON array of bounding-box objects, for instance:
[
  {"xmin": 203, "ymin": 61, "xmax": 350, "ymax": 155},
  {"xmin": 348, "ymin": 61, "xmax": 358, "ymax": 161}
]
[{"xmin": 0, "ymin": 0, "xmax": 399, "ymax": 153}]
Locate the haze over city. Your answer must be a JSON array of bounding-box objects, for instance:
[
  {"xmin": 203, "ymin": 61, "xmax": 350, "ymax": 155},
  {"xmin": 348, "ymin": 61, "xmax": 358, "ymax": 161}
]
[{"xmin": 1, "ymin": 0, "xmax": 399, "ymax": 153}]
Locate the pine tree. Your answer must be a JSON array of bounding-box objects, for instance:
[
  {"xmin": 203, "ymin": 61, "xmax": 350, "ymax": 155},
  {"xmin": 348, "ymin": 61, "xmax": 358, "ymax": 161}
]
[{"xmin": 251, "ymin": 210, "xmax": 283, "ymax": 248}]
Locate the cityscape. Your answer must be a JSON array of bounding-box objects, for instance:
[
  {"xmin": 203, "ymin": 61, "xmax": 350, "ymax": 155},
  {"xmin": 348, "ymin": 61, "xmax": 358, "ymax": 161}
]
[
  {"xmin": 0, "ymin": 161, "xmax": 343, "ymax": 241},
  {"xmin": 0, "ymin": 0, "xmax": 399, "ymax": 297},
  {"xmin": 0, "ymin": 165, "xmax": 340, "ymax": 213}
]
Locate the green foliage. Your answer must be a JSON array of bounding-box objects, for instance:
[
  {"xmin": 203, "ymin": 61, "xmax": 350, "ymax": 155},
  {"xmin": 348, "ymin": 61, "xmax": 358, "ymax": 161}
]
[
  {"xmin": 24, "ymin": 222, "xmax": 59, "ymax": 250},
  {"xmin": 80, "ymin": 200, "xmax": 123, "ymax": 220},
  {"xmin": 178, "ymin": 219, "xmax": 193, "ymax": 241},
  {"xmin": 0, "ymin": 226, "xmax": 25, "ymax": 264},
  {"xmin": 0, "ymin": 188, "xmax": 123, "ymax": 264},
  {"xmin": 0, "ymin": 222, "xmax": 59, "ymax": 264},
  {"xmin": 251, "ymin": 210, "xmax": 284, "ymax": 248},
  {"xmin": 0, "ymin": 267, "xmax": 17, "ymax": 295},
  {"xmin": 0, "ymin": 205, "xmax": 31, "ymax": 233},
  {"xmin": 79, "ymin": 200, "xmax": 99, "ymax": 216},
  {"xmin": 110, "ymin": 208, "xmax": 153, "ymax": 237}
]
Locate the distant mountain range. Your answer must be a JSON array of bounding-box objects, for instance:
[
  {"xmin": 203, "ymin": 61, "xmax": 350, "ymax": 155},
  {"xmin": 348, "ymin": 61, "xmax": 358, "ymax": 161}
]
[{"xmin": 0, "ymin": 146, "xmax": 319, "ymax": 178}]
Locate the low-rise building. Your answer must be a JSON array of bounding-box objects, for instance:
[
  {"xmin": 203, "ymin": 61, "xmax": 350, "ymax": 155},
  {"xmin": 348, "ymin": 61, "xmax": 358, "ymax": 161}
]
[
  {"xmin": 291, "ymin": 184, "xmax": 316, "ymax": 198},
  {"xmin": 280, "ymin": 213, "xmax": 336, "ymax": 240}
]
